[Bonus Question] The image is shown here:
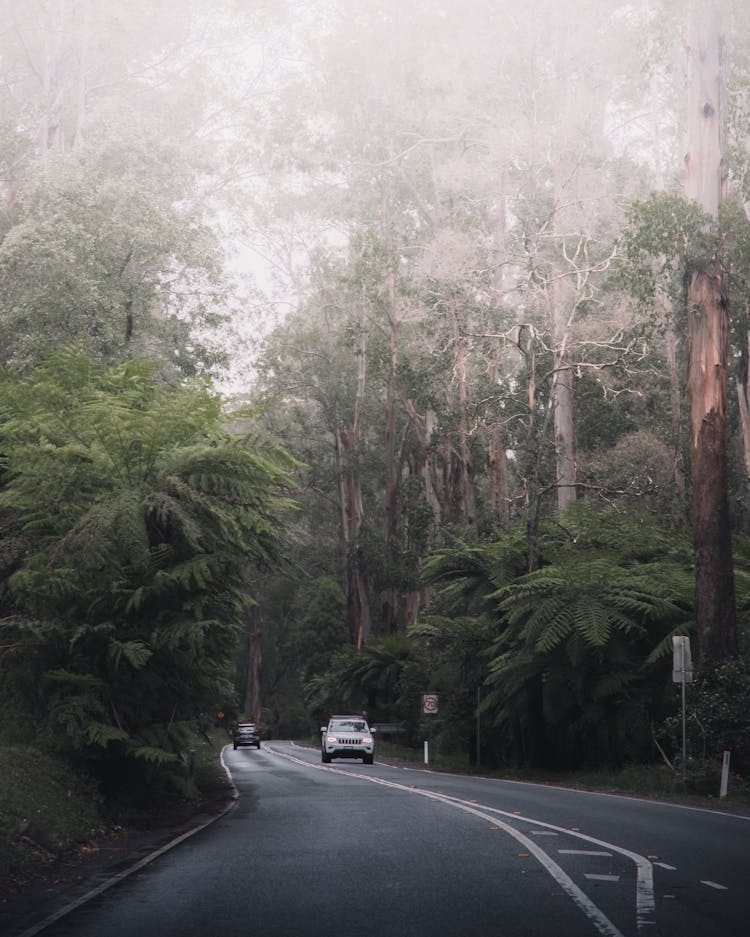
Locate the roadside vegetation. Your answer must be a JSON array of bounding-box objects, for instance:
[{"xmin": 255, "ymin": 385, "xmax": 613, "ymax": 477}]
[
  {"xmin": 368, "ymin": 741, "xmax": 750, "ymax": 807},
  {"xmin": 3, "ymin": 1, "xmax": 750, "ymax": 889},
  {"xmin": 0, "ymin": 351, "xmax": 292, "ymax": 877},
  {"xmin": 0, "ymin": 727, "xmax": 233, "ymax": 888},
  {"xmin": 0, "ymin": 746, "xmax": 102, "ymax": 884}
]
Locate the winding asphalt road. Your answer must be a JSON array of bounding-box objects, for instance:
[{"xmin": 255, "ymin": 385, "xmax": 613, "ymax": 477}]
[{"xmin": 28, "ymin": 741, "xmax": 750, "ymax": 936}]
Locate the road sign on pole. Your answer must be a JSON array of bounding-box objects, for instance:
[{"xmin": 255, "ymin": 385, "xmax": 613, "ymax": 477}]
[
  {"xmin": 672, "ymin": 636, "xmax": 693, "ymax": 683},
  {"xmin": 672, "ymin": 636, "xmax": 692, "ymax": 792},
  {"xmin": 422, "ymin": 693, "xmax": 439, "ymax": 715}
]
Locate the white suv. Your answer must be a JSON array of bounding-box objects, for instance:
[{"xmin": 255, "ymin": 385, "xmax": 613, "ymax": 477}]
[{"xmin": 321, "ymin": 716, "xmax": 375, "ymax": 764}]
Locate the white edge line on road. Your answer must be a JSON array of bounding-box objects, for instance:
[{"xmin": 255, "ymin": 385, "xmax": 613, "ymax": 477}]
[
  {"xmin": 288, "ymin": 741, "xmax": 750, "ymax": 822},
  {"xmin": 280, "ymin": 749, "xmax": 656, "ymax": 931},
  {"xmin": 14, "ymin": 747, "xmax": 241, "ymax": 937},
  {"xmin": 558, "ymin": 850, "xmax": 612, "ymax": 856},
  {"xmin": 423, "ymin": 787, "xmax": 656, "ymax": 933},
  {"xmin": 414, "ymin": 789, "xmax": 627, "ymax": 937},
  {"xmin": 269, "ymin": 744, "xmax": 626, "ymax": 937}
]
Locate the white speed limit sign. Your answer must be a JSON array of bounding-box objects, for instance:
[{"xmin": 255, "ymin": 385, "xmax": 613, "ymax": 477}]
[{"xmin": 422, "ymin": 693, "xmax": 439, "ymax": 714}]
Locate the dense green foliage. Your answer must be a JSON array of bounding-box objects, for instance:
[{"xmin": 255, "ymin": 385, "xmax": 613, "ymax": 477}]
[
  {"xmin": 291, "ymin": 508, "xmax": 750, "ymax": 776},
  {"xmin": 244, "ymin": 1, "xmax": 750, "ymax": 785},
  {"xmin": 2, "ymin": 1, "xmax": 750, "ymax": 812},
  {"xmin": 0, "ymin": 348, "xmax": 294, "ymax": 800}
]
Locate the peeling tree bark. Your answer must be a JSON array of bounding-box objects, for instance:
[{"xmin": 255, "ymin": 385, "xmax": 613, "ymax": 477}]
[{"xmin": 684, "ymin": 0, "xmax": 737, "ymax": 664}]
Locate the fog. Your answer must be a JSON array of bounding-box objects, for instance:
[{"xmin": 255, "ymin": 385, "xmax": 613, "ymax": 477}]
[{"xmin": 0, "ymin": 0, "xmax": 747, "ymax": 388}]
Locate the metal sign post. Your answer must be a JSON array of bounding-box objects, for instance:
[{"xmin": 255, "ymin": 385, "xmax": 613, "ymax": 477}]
[
  {"xmin": 672, "ymin": 636, "xmax": 693, "ymax": 792},
  {"xmin": 720, "ymin": 751, "xmax": 731, "ymax": 798},
  {"xmin": 476, "ymin": 686, "xmax": 481, "ymax": 769},
  {"xmin": 422, "ymin": 693, "xmax": 438, "ymax": 765}
]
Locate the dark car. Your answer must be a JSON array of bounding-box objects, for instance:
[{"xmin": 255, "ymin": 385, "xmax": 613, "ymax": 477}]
[{"xmin": 232, "ymin": 722, "xmax": 261, "ymax": 750}]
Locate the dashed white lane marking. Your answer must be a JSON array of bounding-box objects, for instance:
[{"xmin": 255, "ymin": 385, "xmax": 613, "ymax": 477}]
[
  {"xmin": 530, "ymin": 830, "xmax": 558, "ymax": 836},
  {"xmin": 410, "ymin": 792, "xmax": 627, "ymax": 937},
  {"xmin": 585, "ymin": 874, "xmax": 621, "ymax": 882},
  {"xmin": 653, "ymin": 862, "xmax": 677, "ymax": 871},
  {"xmin": 559, "ymin": 849, "xmax": 613, "ymax": 857},
  {"xmin": 701, "ymin": 880, "xmax": 729, "ymax": 890},
  {"xmin": 417, "ymin": 789, "xmax": 656, "ymax": 932},
  {"xmin": 268, "ymin": 745, "xmax": 633, "ymax": 936}
]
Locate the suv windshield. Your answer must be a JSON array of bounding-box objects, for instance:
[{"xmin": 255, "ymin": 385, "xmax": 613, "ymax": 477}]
[{"xmin": 331, "ymin": 720, "xmax": 366, "ymax": 732}]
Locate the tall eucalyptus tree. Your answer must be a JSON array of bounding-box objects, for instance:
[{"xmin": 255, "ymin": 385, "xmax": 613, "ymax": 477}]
[{"xmin": 684, "ymin": 0, "xmax": 737, "ymax": 663}]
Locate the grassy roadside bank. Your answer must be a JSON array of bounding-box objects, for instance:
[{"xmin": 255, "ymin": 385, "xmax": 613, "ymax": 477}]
[
  {"xmin": 302, "ymin": 735, "xmax": 750, "ymax": 810},
  {"xmin": 0, "ymin": 729, "xmax": 233, "ymax": 893},
  {"xmin": 369, "ymin": 739, "xmax": 750, "ymax": 809}
]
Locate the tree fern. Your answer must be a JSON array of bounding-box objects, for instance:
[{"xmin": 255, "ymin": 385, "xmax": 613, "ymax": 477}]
[
  {"xmin": 418, "ymin": 505, "xmax": 704, "ymax": 769},
  {"xmin": 0, "ymin": 347, "xmax": 295, "ymax": 794}
]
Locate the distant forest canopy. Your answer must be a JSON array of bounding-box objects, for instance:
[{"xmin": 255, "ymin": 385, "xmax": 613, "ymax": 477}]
[{"xmin": 1, "ymin": 0, "xmax": 749, "ymax": 787}]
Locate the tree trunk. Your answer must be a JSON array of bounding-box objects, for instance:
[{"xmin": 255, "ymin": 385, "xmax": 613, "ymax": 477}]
[
  {"xmin": 665, "ymin": 325, "xmax": 688, "ymax": 525},
  {"xmin": 736, "ymin": 331, "xmax": 750, "ymax": 484},
  {"xmin": 519, "ymin": 324, "xmax": 542, "ymax": 572},
  {"xmin": 72, "ymin": 0, "xmax": 91, "ymax": 148},
  {"xmin": 489, "ymin": 171, "xmax": 511, "ymax": 529},
  {"xmin": 333, "ymin": 322, "xmax": 372, "ymax": 649},
  {"xmin": 242, "ymin": 605, "xmax": 263, "ymax": 721},
  {"xmin": 335, "ymin": 421, "xmax": 372, "ymax": 649},
  {"xmin": 451, "ymin": 298, "xmax": 477, "ymax": 528},
  {"xmin": 552, "ymin": 327, "xmax": 577, "ymax": 510},
  {"xmin": 383, "ymin": 243, "xmax": 400, "ymax": 633},
  {"xmin": 549, "ymin": 11, "xmax": 578, "ymax": 513},
  {"xmin": 684, "ymin": 0, "xmax": 737, "ymax": 664},
  {"xmin": 488, "ymin": 428, "xmax": 510, "ymax": 528}
]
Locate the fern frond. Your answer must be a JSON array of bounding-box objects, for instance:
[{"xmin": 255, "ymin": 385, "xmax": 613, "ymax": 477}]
[
  {"xmin": 107, "ymin": 638, "xmax": 153, "ymax": 671},
  {"xmin": 85, "ymin": 721, "xmax": 130, "ymax": 747},
  {"xmin": 130, "ymin": 746, "xmax": 179, "ymax": 765},
  {"xmin": 590, "ymin": 671, "xmax": 638, "ymax": 701}
]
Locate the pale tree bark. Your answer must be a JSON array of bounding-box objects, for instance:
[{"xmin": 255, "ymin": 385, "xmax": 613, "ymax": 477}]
[
  {"xmin": 26, "ymin": 0, "xmax": 89, "ymax": 153},
  {"xmin": 72, "ymin": 0, "xmax": 91, "ymax": 147},
  {"xmin": 383, "ymin": 230, "xmax": 442, "ymax": 632},
  {"xmin": 664, "ymin": 324, "xmax": 688, "ymax": 524},
  {"xmin": 399, "ymin": 396, "xmax": 443, "ymax": 525},
  {"xmin": 450, "ymin": 297, "xmax": 477, "ymax": 528},
  {"xmin": 332, "ymin": 320, "xmax": 371, "ymax": 649},
  {"xmin": 551, "ymin": 278, "xmax": 577, "ymax": 510},
  {"xmin": 684, "ymin": 0, "xmax": 737, "ymax": 663},
  {"xmin": 383, "ymin": 214, "xmax": 400, "ymax": 634},
  {"xmin": 488, "ymin": 167, "xmax": 511, "ymax": 528},
  {"xmin": 519, "ymin": 324, "xmax": 542, "ymax": 572},
  {"xmin": 242, "ymin": 604, "xmax": 263, "ymax": 721},
  {"xmin": 487, "ymin": 352, "xmax": 511, "ymax": 530},
  {"xmin": 549, "ymin": 13, "xmax": 579, "ymax": 512}
]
